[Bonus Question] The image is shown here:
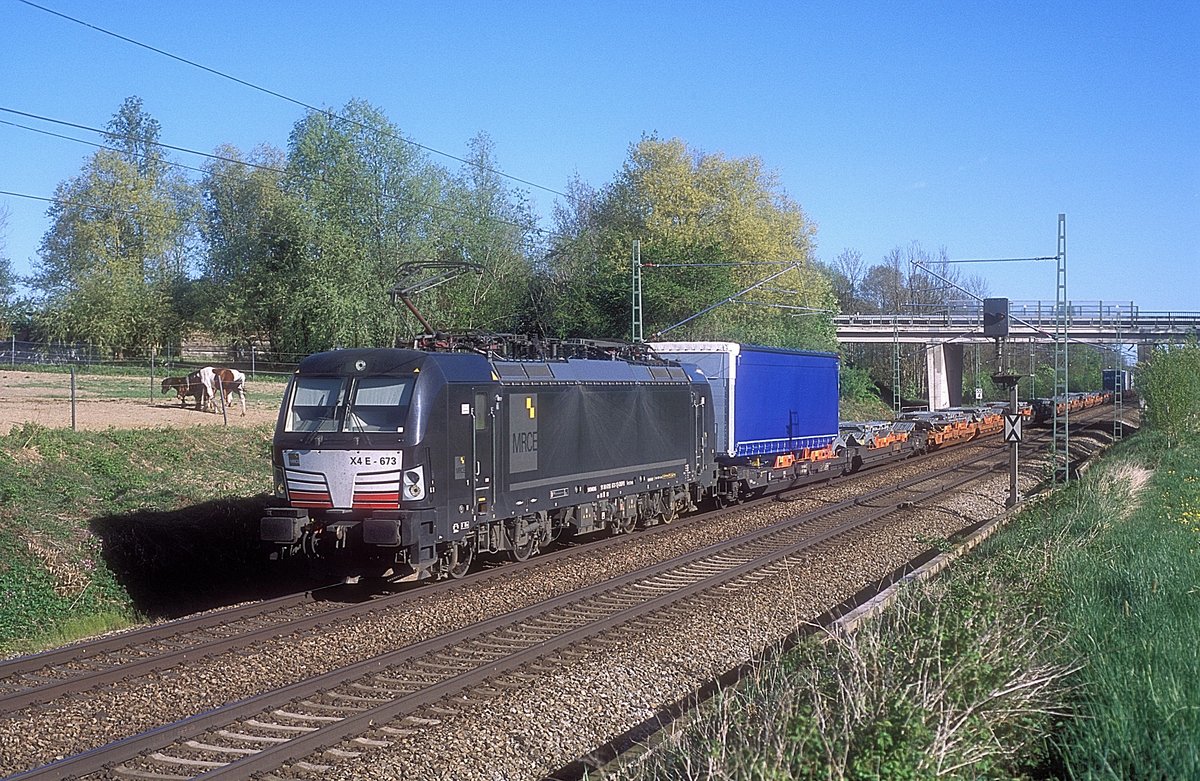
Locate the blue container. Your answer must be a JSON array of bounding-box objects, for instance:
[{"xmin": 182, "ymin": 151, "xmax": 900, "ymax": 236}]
[
  {"xmin": 1102, "ymin": 368, "xmax": 1131, "ymax": 392},
  {"xmin": 651, "ymin": 342, "xmax": 839, "ymax": 459}
]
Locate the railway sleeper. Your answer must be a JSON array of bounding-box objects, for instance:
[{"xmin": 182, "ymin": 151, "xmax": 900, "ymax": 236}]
[{"xmin": 216, "ymin": 729, "xmax": 291, "ymax": 744}]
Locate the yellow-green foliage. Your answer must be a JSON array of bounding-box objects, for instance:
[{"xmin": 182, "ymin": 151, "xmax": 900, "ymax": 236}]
[
  {"xmin": 1137, "ymin": 339, "xmax": 1200, "ymax": 444},
  {"xmin": 546, "ymin": 135, "xmax": 837, "ymax": 349}
]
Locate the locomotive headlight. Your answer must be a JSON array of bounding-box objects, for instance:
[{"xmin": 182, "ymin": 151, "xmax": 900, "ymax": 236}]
[
  {"xmin": 273, "ymin": 466, "xmax": 287, "ymax": 499},
  {"xmin": 402, "ymin": 466, "xmax": 426, "ymax": 501}
]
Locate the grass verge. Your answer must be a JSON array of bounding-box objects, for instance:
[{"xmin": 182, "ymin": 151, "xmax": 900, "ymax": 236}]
[
  {"xmin": 0, "ymin": 422, "xmax": 275, "ymax": 657},
  {"xmin": 1051, "ymin": 432, "xmax": 1200, "ymax": 779},
  {"xmin": 610, "ymin": 432, "xmax": 1199, "ymax": 780}
]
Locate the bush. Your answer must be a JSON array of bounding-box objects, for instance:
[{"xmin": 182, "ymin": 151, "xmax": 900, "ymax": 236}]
[
  {"xmin": 840, "ymin": 364, "xmax": 879, "ymax": 403},
  {"xmin": 1137, "ymin": 339, "xmax": 1200, "ymax": 445}
]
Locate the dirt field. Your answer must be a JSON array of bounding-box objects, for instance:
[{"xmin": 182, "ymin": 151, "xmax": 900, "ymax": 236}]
[{"xmin": 0, "ymin": 370, "xmax": 283, "ymax": 432}]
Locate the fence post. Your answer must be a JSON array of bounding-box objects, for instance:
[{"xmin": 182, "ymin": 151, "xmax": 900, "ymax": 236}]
[
  {"xmin": 251, "ymin": 346, "xmax": 256, "ymax": 379},
  {"xmin": 150, "ymin": 347, "xmax": 156, "ymax": 404},
  {"xmin": 70, "ymin": 365, "xmax": 77, "ymax": 431},
  {"xmin": 218, "ymin": 375, "xmax": 228, "ymax": 426}
]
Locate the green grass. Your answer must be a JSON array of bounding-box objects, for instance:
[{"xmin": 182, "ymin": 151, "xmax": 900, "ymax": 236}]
[
  {"xmin": 610, "ymin": 433, "xmax": 1200, "ymax": 780},
  {"xmin": 840, "ymin": 397, "xmax": 895, "ymax": 422},
  {"xmin": 1048, "ymin": 433, "xmax": 1200, "ymax": 779},
  {"xmin": 0, "ymin": 422, "xmax": 276, "ymax": 656}
]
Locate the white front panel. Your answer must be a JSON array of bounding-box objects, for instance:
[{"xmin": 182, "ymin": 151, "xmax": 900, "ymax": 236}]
[{"xmin": 283, "ymin": 449, "xmax": 403, "ymax": 508}]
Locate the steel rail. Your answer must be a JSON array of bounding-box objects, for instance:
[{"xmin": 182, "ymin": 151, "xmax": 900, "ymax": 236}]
[
  {"xmin": 7, "ymin": 450, "xmax": 1005, "ymax": 781},
  {"xmin": 190, "ymin": 455, "xmax": 1012, "ymax": 779},
  {"xmin": 0, "ymin": 589, "xmax": 329, "ymax": 689},
  {"xmin": 0, "ymin": 424, "xmax": 977, "ymax": 713},
  {"xmin": 551, "ymin": 406, "xmax": 1127, "ymax": 781}
]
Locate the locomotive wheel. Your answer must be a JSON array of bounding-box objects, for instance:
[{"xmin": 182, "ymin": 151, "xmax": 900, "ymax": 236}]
[
  {"xmin": 447, "ymin": 541, "xmax": 474, "ymax": 579},
  {"xmin": 506, "ymin": 519, "xmax": 537, "ymax": 562},
  {"xmin": 509, "ymin": 537, "xmax": 536, "ymax": 562},
  {"xmin": 717, "ymin": 488, "xmax": 742, "ymax": 508},
  {"xmin": 661, "ymin": 489, "xmax": 678, "ymax": 523},
  {"xmin": 612, "ymin": 514, "xmax": 637, "ymax": 535}
]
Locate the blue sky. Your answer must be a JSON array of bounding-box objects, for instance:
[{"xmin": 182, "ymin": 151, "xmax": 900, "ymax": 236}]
[{"xmin": 2, "ymin": 1, "xmax": 1197, "ymax": 312}]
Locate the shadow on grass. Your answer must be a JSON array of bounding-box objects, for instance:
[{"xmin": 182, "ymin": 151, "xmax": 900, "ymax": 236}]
[{"xmin": 88, "ymin": 496, "xmax": 334, "ymax": 619}]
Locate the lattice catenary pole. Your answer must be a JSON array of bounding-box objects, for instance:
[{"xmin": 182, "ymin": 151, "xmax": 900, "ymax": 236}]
[{"xmin": 1052, "ymin": 213, "xmax": 1069, "ymax": 483}]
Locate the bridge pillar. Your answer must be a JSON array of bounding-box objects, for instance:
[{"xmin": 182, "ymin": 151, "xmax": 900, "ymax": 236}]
[
  {"xmin": 926, "ymin": 343, "xmax": 964, "ymax": 410},
  {"xmin": 1137, "ymin": 342, "xmax": 1154, "ymax": 364}
]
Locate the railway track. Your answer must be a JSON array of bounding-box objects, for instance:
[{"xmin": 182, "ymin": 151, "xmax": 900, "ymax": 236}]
[
  {"xmin": 552, "ymin": 407, "xmax": 1129, "ymax": 780},
  {"xmin": 1, "ymin": 407, "xmax": 1127, "ymax": 780},
  {"xmin": 0, "ymin": 425, "xmax": 1001, "ymax": 717},
  {"xmin": 8, "ymin": 441, "xmax": 1027, "ymax": 780}
]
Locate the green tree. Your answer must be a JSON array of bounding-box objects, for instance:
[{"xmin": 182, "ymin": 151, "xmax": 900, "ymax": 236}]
[
  {"xmin": 1138, "ymin": 340, "xmax": 1200, "ymax": 445},
  {"xmin": 199, "ymin": 144, "xmax": 311, "ymax": 355},
  {"xmin": 545, "ymin": 136, "xmax": 835, "ymax": 349},
  {"xmin": 279, "ymin": 100, "xmax": 447, "ymax": 353},
  {"xmin": 29, "ymin": 97, "xmax": 193, "ymax": 354},
  {"xmin": 404, "ymin": 132, "xmax": 538, "ymax": 336},
  {"xmin": 202, "ymin": 102, "xmax": 439, "ymax": 357}
]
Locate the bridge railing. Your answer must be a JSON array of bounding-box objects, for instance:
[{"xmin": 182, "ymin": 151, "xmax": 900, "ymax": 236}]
[
  {"xmin": 835, "ymin": 301, "xmax": 1200, "ymax": 328},
  {"xmin": 834, "ymin": 303, "xmax": 1200, "ymax": 340}
]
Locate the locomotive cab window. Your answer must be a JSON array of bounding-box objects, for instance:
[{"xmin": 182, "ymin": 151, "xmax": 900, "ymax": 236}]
[
  {"xmin": 285, "ymin": 376, "xmax": 414, "ymax": 433},
  {"xmin": 287, "ymin": 377, "xmax": 347, "ymax": 432},
  {"xmin": 345, "ymin": 378, "xmax": 414, "ymax": 432}
]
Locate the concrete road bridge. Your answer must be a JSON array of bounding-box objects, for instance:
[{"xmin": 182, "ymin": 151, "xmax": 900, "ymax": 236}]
[
  {"xmin": 834, "ymin": 301, "xmax": 1200, "ymax": 410},
  {"xmin": 835, "ymin": 301, "xmax": 1200, "ymax": 344}
]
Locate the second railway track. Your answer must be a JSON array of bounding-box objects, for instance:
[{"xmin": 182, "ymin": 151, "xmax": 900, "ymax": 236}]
[
  {"xmin": 1, "ymin": 406, "xmax": 1130, "ymax": 780},
  {"xmin": 7, "ymin": 441, "xmax": 1038, "ymax": 779}
]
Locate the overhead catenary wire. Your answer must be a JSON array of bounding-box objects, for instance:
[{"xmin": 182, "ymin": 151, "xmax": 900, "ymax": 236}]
[
  {"xmin": 12, "ymin": 4, "xmax": 830, "ymax": 289},
  {"xmin": 10, "ymin": 4, "xmax": 832, "ymax": 334},
  {"xmin": 0, "ymin": 107, "xmax": 547, "ymax": 239},
  {"xmin": 16, "ymin": 0, "xmax": 570, "ymax": 202}
]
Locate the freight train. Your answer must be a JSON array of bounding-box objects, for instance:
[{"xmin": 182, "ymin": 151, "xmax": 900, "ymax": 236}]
[
  {"xmin": 259, "ymin": 337, "xmax": 1094, "ymax": 580},
  {"xmin": 1029, "ymin": 390, "xmax": 1113, "ymax": 425}
]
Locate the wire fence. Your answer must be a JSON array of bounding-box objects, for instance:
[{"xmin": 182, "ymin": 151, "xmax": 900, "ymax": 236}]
[
  {"xmin": 1, "ymin": 341, "xmax": 292, "ymax": 432},
  {"xmin": 0, "ymin": 339, "xmax": 301, "ymax": 380}
]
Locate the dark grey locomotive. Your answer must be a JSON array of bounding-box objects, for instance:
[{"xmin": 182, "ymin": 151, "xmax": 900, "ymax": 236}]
[{"xmin": 261, "ymin": 347, "xmax": 715, "ymax": 579}]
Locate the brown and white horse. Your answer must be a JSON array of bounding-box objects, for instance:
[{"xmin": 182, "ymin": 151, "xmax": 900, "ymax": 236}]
[
  {"xmin": 211, "ymin": 367, "xmax": 247, "ymax": 416},
  {"xmin": 160, "ymin": 366, "xmax": 245, "ymax": 414}
]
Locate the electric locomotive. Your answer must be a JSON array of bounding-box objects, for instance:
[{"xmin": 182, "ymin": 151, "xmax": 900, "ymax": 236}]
[{"xmin": 260, "ymin": 345, "xmax": 716, "ymax": 580}]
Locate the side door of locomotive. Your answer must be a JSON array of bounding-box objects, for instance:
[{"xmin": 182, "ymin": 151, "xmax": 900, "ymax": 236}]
[
  {"xmin": 693, "ymin": 385, "xmax": 712, "ymax": 474},
  {"xmin": 470, "ymin": 387, "xmax": 496, "ymax": 520}
]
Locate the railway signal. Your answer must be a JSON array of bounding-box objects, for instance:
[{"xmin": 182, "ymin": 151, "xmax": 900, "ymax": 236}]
[
  {"xmin": 993, "ymin": 371, "xmax": 1023, "ymax": 508},
  {"xmin": 1003, "ymin": 414, "xmax": 1022, "ymax": 443}
]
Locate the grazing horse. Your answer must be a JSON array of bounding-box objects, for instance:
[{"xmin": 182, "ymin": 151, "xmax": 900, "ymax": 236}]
[
  {"xmin": 160, "ymin": 375, "xmax": 193, "ymax": 406},
  {"xmin": 160, "ymin": 367, "xmax": 216, "ymax": 412},
  {"xmin": 211, "ymin": 367, "xmax": 247, "ymax": 416}
]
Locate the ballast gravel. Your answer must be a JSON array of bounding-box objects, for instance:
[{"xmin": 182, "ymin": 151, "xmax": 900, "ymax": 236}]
[{"xmin": 0, "ymin": 415, "xmax": 1129, "ymax": 777}]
